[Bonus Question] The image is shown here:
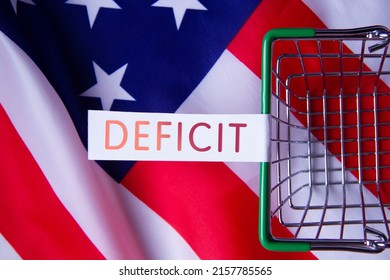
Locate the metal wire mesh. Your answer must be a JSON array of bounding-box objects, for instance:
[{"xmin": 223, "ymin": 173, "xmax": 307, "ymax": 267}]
[{"xmin": 269, "ymin": 37, "xmax": 390, "ymax": 243}]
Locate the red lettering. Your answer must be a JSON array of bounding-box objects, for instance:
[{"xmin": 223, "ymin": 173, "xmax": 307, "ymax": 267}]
[
  {"xmin": 229, "ymin": 123, "xmax": 247, "ymax": 153},
  {"xmin": 177, "ymin": 122, "xmax": 183, "ymax": 151},
  {"xmin": 157, "ymin": 121, "xmax": 171, "ymax": 151},
  {"xmin": 135, "ymin": 121, "xmax": 149, "ymax": 151},
  {"xmin": 189, "ymin": 122, "xmax": 211, "ymax": 152},
  {"xmin": 217, "ymin": 123, "xmax": 223, "ymax": 152},
  {"xmin": 105, "ymin": 120, "xmax": 128, "ymax": 150}
]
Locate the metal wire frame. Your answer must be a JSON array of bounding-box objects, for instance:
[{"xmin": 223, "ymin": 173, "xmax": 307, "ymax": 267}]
[{"xmin": 269, "ymin": 37, "xmax": 390, "ymax": 245}]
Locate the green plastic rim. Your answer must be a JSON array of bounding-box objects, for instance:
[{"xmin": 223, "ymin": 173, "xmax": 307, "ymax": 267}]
[{"xmin": 259, "ymin": 28, "xmax": 315, "ymax": 252}]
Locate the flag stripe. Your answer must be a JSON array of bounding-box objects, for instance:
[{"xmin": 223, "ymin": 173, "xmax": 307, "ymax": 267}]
[
  {"xmin": 175, "ymin": 50, "xmax": 317, "ymax": 258},
  {"xmin": 116, "ymin": 183, "xmax": 200, "ymax": 259},
  {"xmin": 226, "ymin": 0, "xmax": 390, "ymax": 258},
  {"xmin": 121, "ymin": 161, "xmax": 316, "ymax": 260},
  {"xmin": 0, "ymin": 29, "xmax": 200, "ymax": 260},
  {"xmin": 158, "ymin": 0, "xmax": 390, "ymax": 260},
  {"xmin": 303, "ymin": 0, "xmax": 390, "ymax": 30},
  {"xmin": 237, "ymin": 0, "xmax": 390, "ymax": 211},
  {"xmin": 303, "ymin": 0, "xmax": 390, "ymax": 88},
  {"xmin": 119, "ymin": 0, "xmax": 328, "ymax": 260},
  {"xmin": 228, "ymin": 0, "xmax": 327, "ymax": 78},
  {"xmin": 1, "ymin": 0, "xmax": 389, "ymax": 260},
  {"xmin": 268, "ymin": 112, "xmax": 390, "ymax": 260},
  {"xmin": 0, "ymin": 234, "xmax": 21, "ymax": 260},
  {"xmin": 176, "ymin": 49, "xmax": 390, "ymax": 259},
  {"xmin": 0, "ymin": 30, "xmax": 144, "ymax": 259},
  {"xmin": 176, "ymin": 49, "xmax": 262, "ymax": 196},
  {"xmin": 0, "ymin": 105, "xmax": 105, "ymax": 260},
  {"xmin": 269, "ymin": 38, "xmax": 390, "ymax": 202}
]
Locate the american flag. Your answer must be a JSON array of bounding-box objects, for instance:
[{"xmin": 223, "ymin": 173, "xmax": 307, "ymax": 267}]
[{"xmin": 0, "ymin": 0, "xmax": 389, "ymax": 260}]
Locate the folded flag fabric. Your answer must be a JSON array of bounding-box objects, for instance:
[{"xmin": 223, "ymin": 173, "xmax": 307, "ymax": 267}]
[{"xmin": 1, "ymin": 0, "xmax": 389, "ymax": 260}]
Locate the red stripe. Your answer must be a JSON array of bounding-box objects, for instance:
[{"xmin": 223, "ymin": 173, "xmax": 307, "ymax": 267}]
[
  {"xmin": 237, "ymin": 0, "xmax": 390, "ymax": 205},
  {"xmin": 121, "ymin": 161, "xmax": 316, "ymax": 259},
  {"xmin": 229, "ymin": 0, "xmax": 390, "ymax": 238},
  {"xmin": 0, "ymin": 105, "xmax": 105, "ymax": 260},
  {"xmin": 120, "ymin": 0, "xmax": 323, "ymax": 260},
  {"xmin": 271, "ymin": 39, "xmax": 390, "ymax": 204},
  {"xmin": 228, "ymin": 0, "xmax": 327, "ymax": 77}
]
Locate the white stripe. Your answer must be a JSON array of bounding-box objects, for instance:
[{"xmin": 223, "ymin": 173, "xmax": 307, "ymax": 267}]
[
  {"xmin": 2, "ymin": 0, "xmax": 388, "ymax": 260},
  {"xmin": 177, "ymin": 50, "xmax": 261, "ymax": 115},
  {"xmin": 301, "ymin": 0, "xmax": 390, "ymax": 258},
  {"xmin": 0, "ymin": 31, "xmax": 196, "ymax": 259},
  {"xmin": 0, "ymin": 234, "xmax": 21, "ymax": 260},
  {"xmin": 177, "ymin": 50, "xmax": 262, "ymax": 195},
  {"xmin": 303, "ymin": 0, "xmax": 390, "ymax": 29},
  {"xmin": 269, "ymin": 112, "xmax": 390, "ymax": 260},
  {"xmin": 179, "ymin": 46, "xmax": 390, "ymax": 259},
  {"xmin": 117, "ymin": 185, "xmax": 199, "ymax": 259},
  {"xmin": 303, "ymin": 0, "xmax": 390, "ymax": 87}
]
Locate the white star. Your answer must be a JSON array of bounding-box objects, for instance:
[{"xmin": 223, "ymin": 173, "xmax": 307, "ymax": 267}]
[
  {"xmin": 152, "ymin": 0, "xmax": 207, "ymax": 30},
  {"xmin": 65, "ymin": 0, "xmax": 121, "ymax": 28},
  {"xmin": 10, "ymin": 0, "xmax": 35, "ymax": 14},
  {"xmin": 80, "ymin": 62, "xmax": 135, "ymax": 111}
]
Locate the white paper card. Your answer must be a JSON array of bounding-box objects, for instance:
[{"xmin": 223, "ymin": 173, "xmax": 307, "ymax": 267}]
[{"xmin": 88, "ymin": 110, "xmax": 269, "ymax": 162}]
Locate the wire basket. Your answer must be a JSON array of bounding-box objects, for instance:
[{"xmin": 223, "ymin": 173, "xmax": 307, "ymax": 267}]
[{"xmin": 259, "ymin": 26, "xmax": 390, "ymax": 253}]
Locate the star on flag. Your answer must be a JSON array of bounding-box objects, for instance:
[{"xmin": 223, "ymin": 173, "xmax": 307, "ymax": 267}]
[
  {"xmin": 152, "ymin": 0, "xmax": 207, "ymax": 30},
  {"xmin": 10, "ymin": 0, "xmax": 35, "ymax": 14},
  {"xmin": 79, "ymin": 62, "xmax": 135, "ymax": 111},
  {"xmin": 65, "ymin": 0, "xmax": 121, "ymax": 28}
]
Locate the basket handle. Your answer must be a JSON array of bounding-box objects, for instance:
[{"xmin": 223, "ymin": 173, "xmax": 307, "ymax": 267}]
[{"xmin": 315, "ymin": 25, "xmax": 390, "ymax": 52}]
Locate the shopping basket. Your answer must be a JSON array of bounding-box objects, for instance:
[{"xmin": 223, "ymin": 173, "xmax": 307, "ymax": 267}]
[{"xmin": 259, "ymin": 26, "xmax": 390, "ymax": 253}]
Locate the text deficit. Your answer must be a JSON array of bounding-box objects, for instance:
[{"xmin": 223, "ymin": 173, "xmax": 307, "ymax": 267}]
[{"xmin": 88, "ymin": 110, "xmax": 270, "ymax": 162}]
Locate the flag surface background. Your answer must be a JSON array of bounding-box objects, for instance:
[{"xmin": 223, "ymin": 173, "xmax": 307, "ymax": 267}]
[{"xmin": 1, "ymin": 0, "xmax": 390, "ymax": 260}]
